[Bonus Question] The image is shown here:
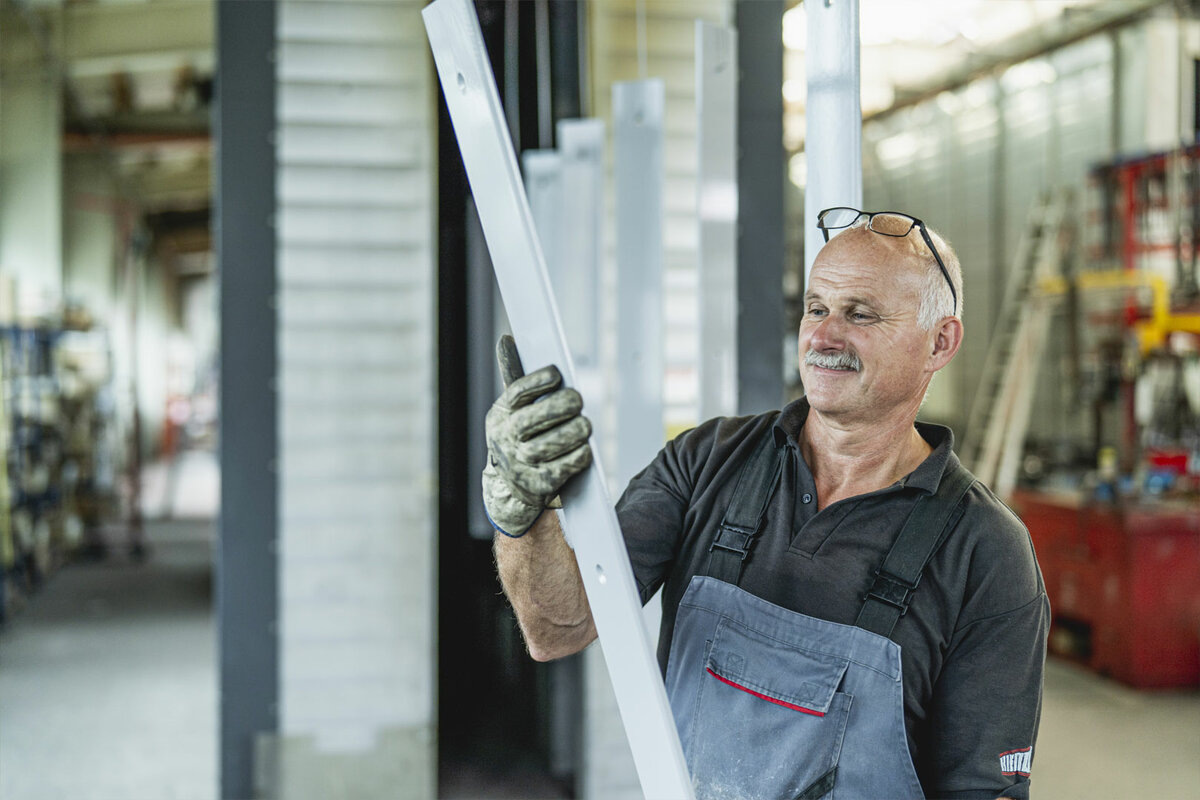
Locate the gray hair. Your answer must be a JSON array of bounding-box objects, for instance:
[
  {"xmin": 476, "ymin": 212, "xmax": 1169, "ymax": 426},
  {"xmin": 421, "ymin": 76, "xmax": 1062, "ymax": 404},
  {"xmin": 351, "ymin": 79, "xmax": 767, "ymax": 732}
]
[{"xmin": 915, "ymin": 224, "xmax": 963, "ymax": 331}]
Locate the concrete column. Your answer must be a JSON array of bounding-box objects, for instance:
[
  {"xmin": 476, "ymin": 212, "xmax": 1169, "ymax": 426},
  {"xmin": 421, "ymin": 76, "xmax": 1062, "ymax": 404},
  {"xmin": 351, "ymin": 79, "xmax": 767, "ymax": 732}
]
[{"xmin": 0, "ymin": 7, "xmax": 63, "ymax": 300}]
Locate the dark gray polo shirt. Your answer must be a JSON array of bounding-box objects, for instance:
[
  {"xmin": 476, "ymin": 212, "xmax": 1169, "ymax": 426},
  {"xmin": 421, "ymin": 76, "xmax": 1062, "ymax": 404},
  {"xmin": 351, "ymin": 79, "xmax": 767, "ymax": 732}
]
[{"xmin": 615, "ymin": 397, "xmax": 1049, "ymax": 799}]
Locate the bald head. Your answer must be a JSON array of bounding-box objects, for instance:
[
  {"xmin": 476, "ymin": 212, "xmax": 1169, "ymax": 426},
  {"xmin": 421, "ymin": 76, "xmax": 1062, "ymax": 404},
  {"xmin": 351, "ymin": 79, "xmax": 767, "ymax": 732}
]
[{"xmin": 816, "ymin": 220, "xmax": 963, "ymax": 329}]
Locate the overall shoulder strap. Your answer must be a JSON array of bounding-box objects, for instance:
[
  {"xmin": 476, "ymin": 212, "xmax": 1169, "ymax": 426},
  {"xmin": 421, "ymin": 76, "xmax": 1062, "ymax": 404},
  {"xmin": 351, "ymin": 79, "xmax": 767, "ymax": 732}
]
[
  {"xmin": 706, "ymin": 427, "xmax": 785, "ymax": 586},
  {"xmin": 854, "ymin": 459, "xmax": 976, "ymax": 639}
]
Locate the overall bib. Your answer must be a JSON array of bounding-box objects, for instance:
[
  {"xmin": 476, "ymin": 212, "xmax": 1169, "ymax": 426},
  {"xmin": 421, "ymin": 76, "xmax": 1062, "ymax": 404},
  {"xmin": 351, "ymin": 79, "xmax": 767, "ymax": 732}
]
[{"xmin": 663, "ymin": 433, "xmax": 974, "ymax": 800}]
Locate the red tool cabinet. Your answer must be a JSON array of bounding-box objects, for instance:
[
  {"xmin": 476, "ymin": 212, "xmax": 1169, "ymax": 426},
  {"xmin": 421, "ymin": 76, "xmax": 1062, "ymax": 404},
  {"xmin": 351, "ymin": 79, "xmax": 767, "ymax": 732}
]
[{"xmin": 1013, "ymin": 490, "xmax": 1200, "ymax": 688}]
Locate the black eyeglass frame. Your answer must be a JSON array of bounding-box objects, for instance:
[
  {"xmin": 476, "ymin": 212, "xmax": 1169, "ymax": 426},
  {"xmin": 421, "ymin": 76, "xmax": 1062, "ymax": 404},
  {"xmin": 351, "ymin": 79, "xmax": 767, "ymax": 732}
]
[{"xmin": 816, "ymin": 206, "xmax": 958, "ymax": 316}]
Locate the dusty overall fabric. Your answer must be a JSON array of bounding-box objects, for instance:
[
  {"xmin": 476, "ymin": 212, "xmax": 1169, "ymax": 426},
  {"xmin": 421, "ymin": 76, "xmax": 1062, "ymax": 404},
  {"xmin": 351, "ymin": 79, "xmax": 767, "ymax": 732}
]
[{"xmin": 665, "ymin": 576, "xmax": 923, "ymax": 800}]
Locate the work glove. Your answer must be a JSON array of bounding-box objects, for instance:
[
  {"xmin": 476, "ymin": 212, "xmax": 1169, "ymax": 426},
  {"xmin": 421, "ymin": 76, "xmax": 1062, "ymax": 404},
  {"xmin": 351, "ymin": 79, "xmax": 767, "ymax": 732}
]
[{"xmin": 483, "ymin": 335, "xmax": 593, "ymax": 537}]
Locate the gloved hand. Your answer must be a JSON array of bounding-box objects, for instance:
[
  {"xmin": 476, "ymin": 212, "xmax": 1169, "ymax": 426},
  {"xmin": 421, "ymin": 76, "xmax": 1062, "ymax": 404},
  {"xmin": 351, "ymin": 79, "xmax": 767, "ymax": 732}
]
[{"xmin": 483, "ymin": 335, "xmax": 593, "ymax": 537}]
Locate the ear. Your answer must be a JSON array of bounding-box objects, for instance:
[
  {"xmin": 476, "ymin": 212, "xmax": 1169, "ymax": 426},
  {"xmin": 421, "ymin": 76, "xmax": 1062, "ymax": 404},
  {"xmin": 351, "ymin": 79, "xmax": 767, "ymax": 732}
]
[{"xmin": 928, "ymin": 316, "xmax": 963, "ymax": 372}]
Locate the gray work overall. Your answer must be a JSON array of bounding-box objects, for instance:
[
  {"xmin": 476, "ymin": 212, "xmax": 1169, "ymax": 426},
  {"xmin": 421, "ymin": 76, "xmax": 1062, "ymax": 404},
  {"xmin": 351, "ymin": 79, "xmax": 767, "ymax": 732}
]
[{"xmin": 663, "ymin": 433, "xmax": 974, "ymax": 800}]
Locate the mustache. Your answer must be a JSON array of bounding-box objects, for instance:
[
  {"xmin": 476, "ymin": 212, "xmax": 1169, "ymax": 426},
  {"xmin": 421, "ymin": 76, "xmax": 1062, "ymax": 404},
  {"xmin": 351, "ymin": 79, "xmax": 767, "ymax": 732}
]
[{"xmin": 804, "ymin": 348, "xmax": 861, "ymax": 371}]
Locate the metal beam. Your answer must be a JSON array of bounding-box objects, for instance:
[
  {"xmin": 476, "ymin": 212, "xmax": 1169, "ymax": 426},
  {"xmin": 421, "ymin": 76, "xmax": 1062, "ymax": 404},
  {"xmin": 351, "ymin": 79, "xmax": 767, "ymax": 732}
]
[
  {"xmin": 804, "ymin": 0, "xmax": 862, "ymax": 281},
  {"xmin": 422, "ymin": 1, "xmax": 694, "ymax": 796},
  {"xmin": 613, "ymin": 79, "xmax": 665, "ymax": 489},
  {"xmin": 61, "ymin": 130, "xmax": 210, "ymax": 151},
  {"xmin": 696, "ymin": 21, "xmax": 739, "ymax": 421},
  {"xmin": 555, "ymin": 119, "xmax": 605, "ymax": 372},
  {"xmin": 736, "ymin": 0, "xmax": 785, "ymax": 415},
  {"xmin": 216, "ymin": 1, "xmax": 278, "ymax": 798}
]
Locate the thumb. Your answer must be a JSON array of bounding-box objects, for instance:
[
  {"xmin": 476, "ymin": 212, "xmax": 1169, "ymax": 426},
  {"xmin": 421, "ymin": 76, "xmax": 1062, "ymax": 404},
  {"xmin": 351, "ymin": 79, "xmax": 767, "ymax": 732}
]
[{"xmin": 496, "ymin": 334, "xmax": 525, "ymax": 387}]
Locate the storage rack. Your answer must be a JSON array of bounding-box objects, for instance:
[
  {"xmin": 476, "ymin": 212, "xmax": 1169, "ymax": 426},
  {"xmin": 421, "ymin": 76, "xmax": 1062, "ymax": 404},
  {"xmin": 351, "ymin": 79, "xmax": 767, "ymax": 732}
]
[
  {"xmin": 0, "ymin": 325, "xmax": 62, "ymax": 623},
  {"xmin": 1011, "ymin": 146, "xmax": 1200, "ymax": 688},
  {"xmin": 0, "ymin": 322, "xmax": 116, "ymax": 624}
]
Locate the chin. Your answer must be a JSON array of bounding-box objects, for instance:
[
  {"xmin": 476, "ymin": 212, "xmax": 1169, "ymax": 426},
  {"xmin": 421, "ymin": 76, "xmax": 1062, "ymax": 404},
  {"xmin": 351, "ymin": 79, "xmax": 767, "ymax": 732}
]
[
  {"xmin": 801, "ymin": 387, "xmax": 844, "ymax": 412},
  {"xmin": 802, "ymin": 371, "xmax": 855, "ymax": 398}
]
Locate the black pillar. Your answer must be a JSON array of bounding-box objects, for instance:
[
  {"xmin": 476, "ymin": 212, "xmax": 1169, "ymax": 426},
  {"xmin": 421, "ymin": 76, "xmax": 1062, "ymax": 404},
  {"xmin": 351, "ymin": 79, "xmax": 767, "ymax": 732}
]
[
  {"xmin": 736, "ymin": 0, "xmax": 786, "ymax": 415},
  {"xmin": 216, "ymin": 2, "xmax": 278, "ymax": 798}
]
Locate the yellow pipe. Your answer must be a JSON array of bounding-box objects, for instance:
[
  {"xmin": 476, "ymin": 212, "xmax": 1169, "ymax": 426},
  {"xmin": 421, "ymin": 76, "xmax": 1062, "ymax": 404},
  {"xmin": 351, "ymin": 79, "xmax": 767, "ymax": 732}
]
[{"xmin": 1037, "ymin": 270, "xmax": 1200, "ymax": 354}]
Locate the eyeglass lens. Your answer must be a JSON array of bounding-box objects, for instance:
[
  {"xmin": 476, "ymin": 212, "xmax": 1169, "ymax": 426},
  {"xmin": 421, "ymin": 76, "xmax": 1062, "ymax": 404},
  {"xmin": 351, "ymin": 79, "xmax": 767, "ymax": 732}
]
[
  {"xmin": 819, "ymin": 207, "xmax": 864, "ymax": 228},
  {"xmin": 866, "ymin": 213, "xmax": 917, "ymax": 237}
]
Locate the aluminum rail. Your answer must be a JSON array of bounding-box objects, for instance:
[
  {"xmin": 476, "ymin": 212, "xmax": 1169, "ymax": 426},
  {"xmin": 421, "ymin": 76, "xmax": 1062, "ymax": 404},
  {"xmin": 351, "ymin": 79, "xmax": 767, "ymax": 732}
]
[
  {"xmin": 422, "ymin": 1, "xmax": 694, "ymax": 797},
  {"xmin": 804, "ymin": 0, "xmax": 862, "ymax": 281}
]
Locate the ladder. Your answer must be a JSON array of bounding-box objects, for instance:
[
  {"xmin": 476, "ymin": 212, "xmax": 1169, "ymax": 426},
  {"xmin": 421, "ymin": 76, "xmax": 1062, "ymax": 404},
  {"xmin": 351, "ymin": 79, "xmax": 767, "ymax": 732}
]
[{"xmin": 962, "ymin": 191, "xmax": 1072, "ymax": 495}]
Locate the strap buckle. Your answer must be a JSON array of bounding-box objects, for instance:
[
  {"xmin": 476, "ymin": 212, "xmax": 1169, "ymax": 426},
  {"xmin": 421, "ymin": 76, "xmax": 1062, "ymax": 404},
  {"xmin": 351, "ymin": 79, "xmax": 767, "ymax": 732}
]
[
  {"xmin": 709, "ymin": 524, "xmax": 757, "ymax": 561},
  {"xmin": 865, "ymin": 569, "xmax": 921, "ymax": 615}
]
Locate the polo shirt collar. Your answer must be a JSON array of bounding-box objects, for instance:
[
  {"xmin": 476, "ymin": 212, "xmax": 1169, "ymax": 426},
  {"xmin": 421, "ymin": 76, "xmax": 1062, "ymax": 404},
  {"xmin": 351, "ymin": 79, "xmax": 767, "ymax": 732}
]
[{"xmin": 772, "ymin": 396, "xmax": 957, "ymax": 495}]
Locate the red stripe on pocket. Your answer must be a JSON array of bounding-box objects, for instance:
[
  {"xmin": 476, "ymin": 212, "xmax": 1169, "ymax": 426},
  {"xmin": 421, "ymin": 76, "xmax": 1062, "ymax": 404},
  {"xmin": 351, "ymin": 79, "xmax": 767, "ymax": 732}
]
[{"xmin": 706, "ymin": 668, "xmax": 825, "ymax": 717}]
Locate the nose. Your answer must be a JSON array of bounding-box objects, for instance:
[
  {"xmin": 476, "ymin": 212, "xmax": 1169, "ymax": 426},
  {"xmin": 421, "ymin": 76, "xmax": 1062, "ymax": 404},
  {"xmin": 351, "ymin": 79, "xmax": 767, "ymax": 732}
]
[{"xmin": 806, "ymin": 314, "xmax": 846, "ymax": 353}]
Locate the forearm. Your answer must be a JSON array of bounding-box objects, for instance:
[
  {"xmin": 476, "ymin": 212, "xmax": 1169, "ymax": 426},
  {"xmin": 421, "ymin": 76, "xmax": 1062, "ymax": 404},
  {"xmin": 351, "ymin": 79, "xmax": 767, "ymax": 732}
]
[{"xmin": 494, "ymin": 509, "xmax": 598, "ymax": 661}]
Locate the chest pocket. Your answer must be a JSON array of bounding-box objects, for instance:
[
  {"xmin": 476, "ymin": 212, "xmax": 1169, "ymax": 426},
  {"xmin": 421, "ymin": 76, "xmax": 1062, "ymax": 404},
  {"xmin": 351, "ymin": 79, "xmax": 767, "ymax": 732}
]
[{"xmin": 686, "ymin": 618, "xmax": 853, "ymax": 800}]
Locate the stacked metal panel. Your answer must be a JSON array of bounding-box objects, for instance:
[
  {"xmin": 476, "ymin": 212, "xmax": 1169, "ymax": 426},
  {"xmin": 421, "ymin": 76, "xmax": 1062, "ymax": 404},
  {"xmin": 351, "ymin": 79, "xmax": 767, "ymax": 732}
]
[
  {"xmin": 274, "ymin": 1, "xmax": 435, "ymax": 796},
  {"xmin": 585, "ymin": 3, "xmax": 731, "ymax": 797},
  {"xmin": 590, "ymin": 0, "xmax": 732, "ymax": 441}
]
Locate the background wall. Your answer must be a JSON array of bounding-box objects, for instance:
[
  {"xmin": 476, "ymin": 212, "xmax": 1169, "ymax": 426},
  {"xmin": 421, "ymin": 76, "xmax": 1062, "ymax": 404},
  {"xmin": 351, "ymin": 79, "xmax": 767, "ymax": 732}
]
[{"xmin": 853, "ymin": 17, "xmax": 1200, "ymax": 449}]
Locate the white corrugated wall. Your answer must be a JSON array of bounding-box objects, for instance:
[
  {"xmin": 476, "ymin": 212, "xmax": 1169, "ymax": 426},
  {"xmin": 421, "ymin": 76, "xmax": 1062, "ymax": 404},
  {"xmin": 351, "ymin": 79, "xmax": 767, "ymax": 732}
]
[{"xmin": 274, "ymin": 1, "xmax": 436, "ymax": 797}]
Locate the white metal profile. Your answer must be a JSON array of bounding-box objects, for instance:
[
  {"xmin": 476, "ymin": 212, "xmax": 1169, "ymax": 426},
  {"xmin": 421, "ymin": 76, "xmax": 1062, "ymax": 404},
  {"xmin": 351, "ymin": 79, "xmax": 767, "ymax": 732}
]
[
  {"xmin": 614, "ymin": 77, "xmax": 668, "ymax": 662},
  {"xmin": 556, "ymin": 119, "xmax": 606, "ymax": 373},
  {"xmin": 613, "ymin": 79, "xmax": 666, "ymax": 492},
  {"xmin": 422, "ymin": 0, "xmax": 695, "ymax": 797},
  {"xmin": 804, "ymin": 0, "xmax": 863, "ymax": 280},
  {"xmin": 696, "ymin": 21, "xmax": 739, "ymax": 421},
  {"xmin": 522, "ymin": 149, "xmax": 564, "ymax": 309}
]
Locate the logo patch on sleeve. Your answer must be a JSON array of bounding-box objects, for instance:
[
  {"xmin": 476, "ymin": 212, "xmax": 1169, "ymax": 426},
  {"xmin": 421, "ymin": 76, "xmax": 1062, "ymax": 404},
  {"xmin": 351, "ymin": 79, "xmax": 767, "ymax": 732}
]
[{"xmin": 998, "ymin": 746, "xmax": 1032, "ymax": 777}]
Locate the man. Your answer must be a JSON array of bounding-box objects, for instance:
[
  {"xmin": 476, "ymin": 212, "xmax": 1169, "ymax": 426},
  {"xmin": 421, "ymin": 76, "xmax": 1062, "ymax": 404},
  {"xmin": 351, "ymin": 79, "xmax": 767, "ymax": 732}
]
[{"xmin": 483, "ymin": 209, "xmax": 1048, "ymax": 799}]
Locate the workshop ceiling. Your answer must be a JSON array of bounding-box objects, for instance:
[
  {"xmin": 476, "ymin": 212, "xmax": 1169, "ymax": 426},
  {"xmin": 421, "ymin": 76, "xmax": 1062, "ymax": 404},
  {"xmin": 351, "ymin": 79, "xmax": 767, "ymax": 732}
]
[
  {"xmin": 4, "ymin": 0, "xmax": 213, "ymax": 237},
  {"xmin": 2, "ymin": 0, "xmax": 1178, "ymax": 225},
  {"xmin": 783, "ymin": 0, "xmax": 1171, "ymax": 153}
]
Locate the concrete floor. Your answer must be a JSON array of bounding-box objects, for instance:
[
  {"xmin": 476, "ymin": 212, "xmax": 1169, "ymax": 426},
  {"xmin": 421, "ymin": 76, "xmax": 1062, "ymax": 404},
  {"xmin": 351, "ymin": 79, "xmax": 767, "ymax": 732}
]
[
  {"xmin": 1038, "ymin": 659, "xmax": 1200, "ymax": 798},
  {"xmin": 2, "ymin": 502, "xmax": 1199, "ymax": 798},
  {"xmin": 0, "ymin": 521, "xmax": 217, "ymax": 800}
]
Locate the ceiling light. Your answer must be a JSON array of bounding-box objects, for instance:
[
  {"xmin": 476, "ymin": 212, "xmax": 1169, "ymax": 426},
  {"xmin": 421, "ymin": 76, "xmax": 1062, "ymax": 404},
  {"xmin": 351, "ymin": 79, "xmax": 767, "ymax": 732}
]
[
  {"xmin": 788, "ymin": 151, "xmax": 807, "ymax": 189},
  {"xmin": 782, "ymin": 5, "xmax": 805, "ymax": 50},
  {"xmin": 783, "ymin": 78, "xmax": 805, "ymax": 104}
]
